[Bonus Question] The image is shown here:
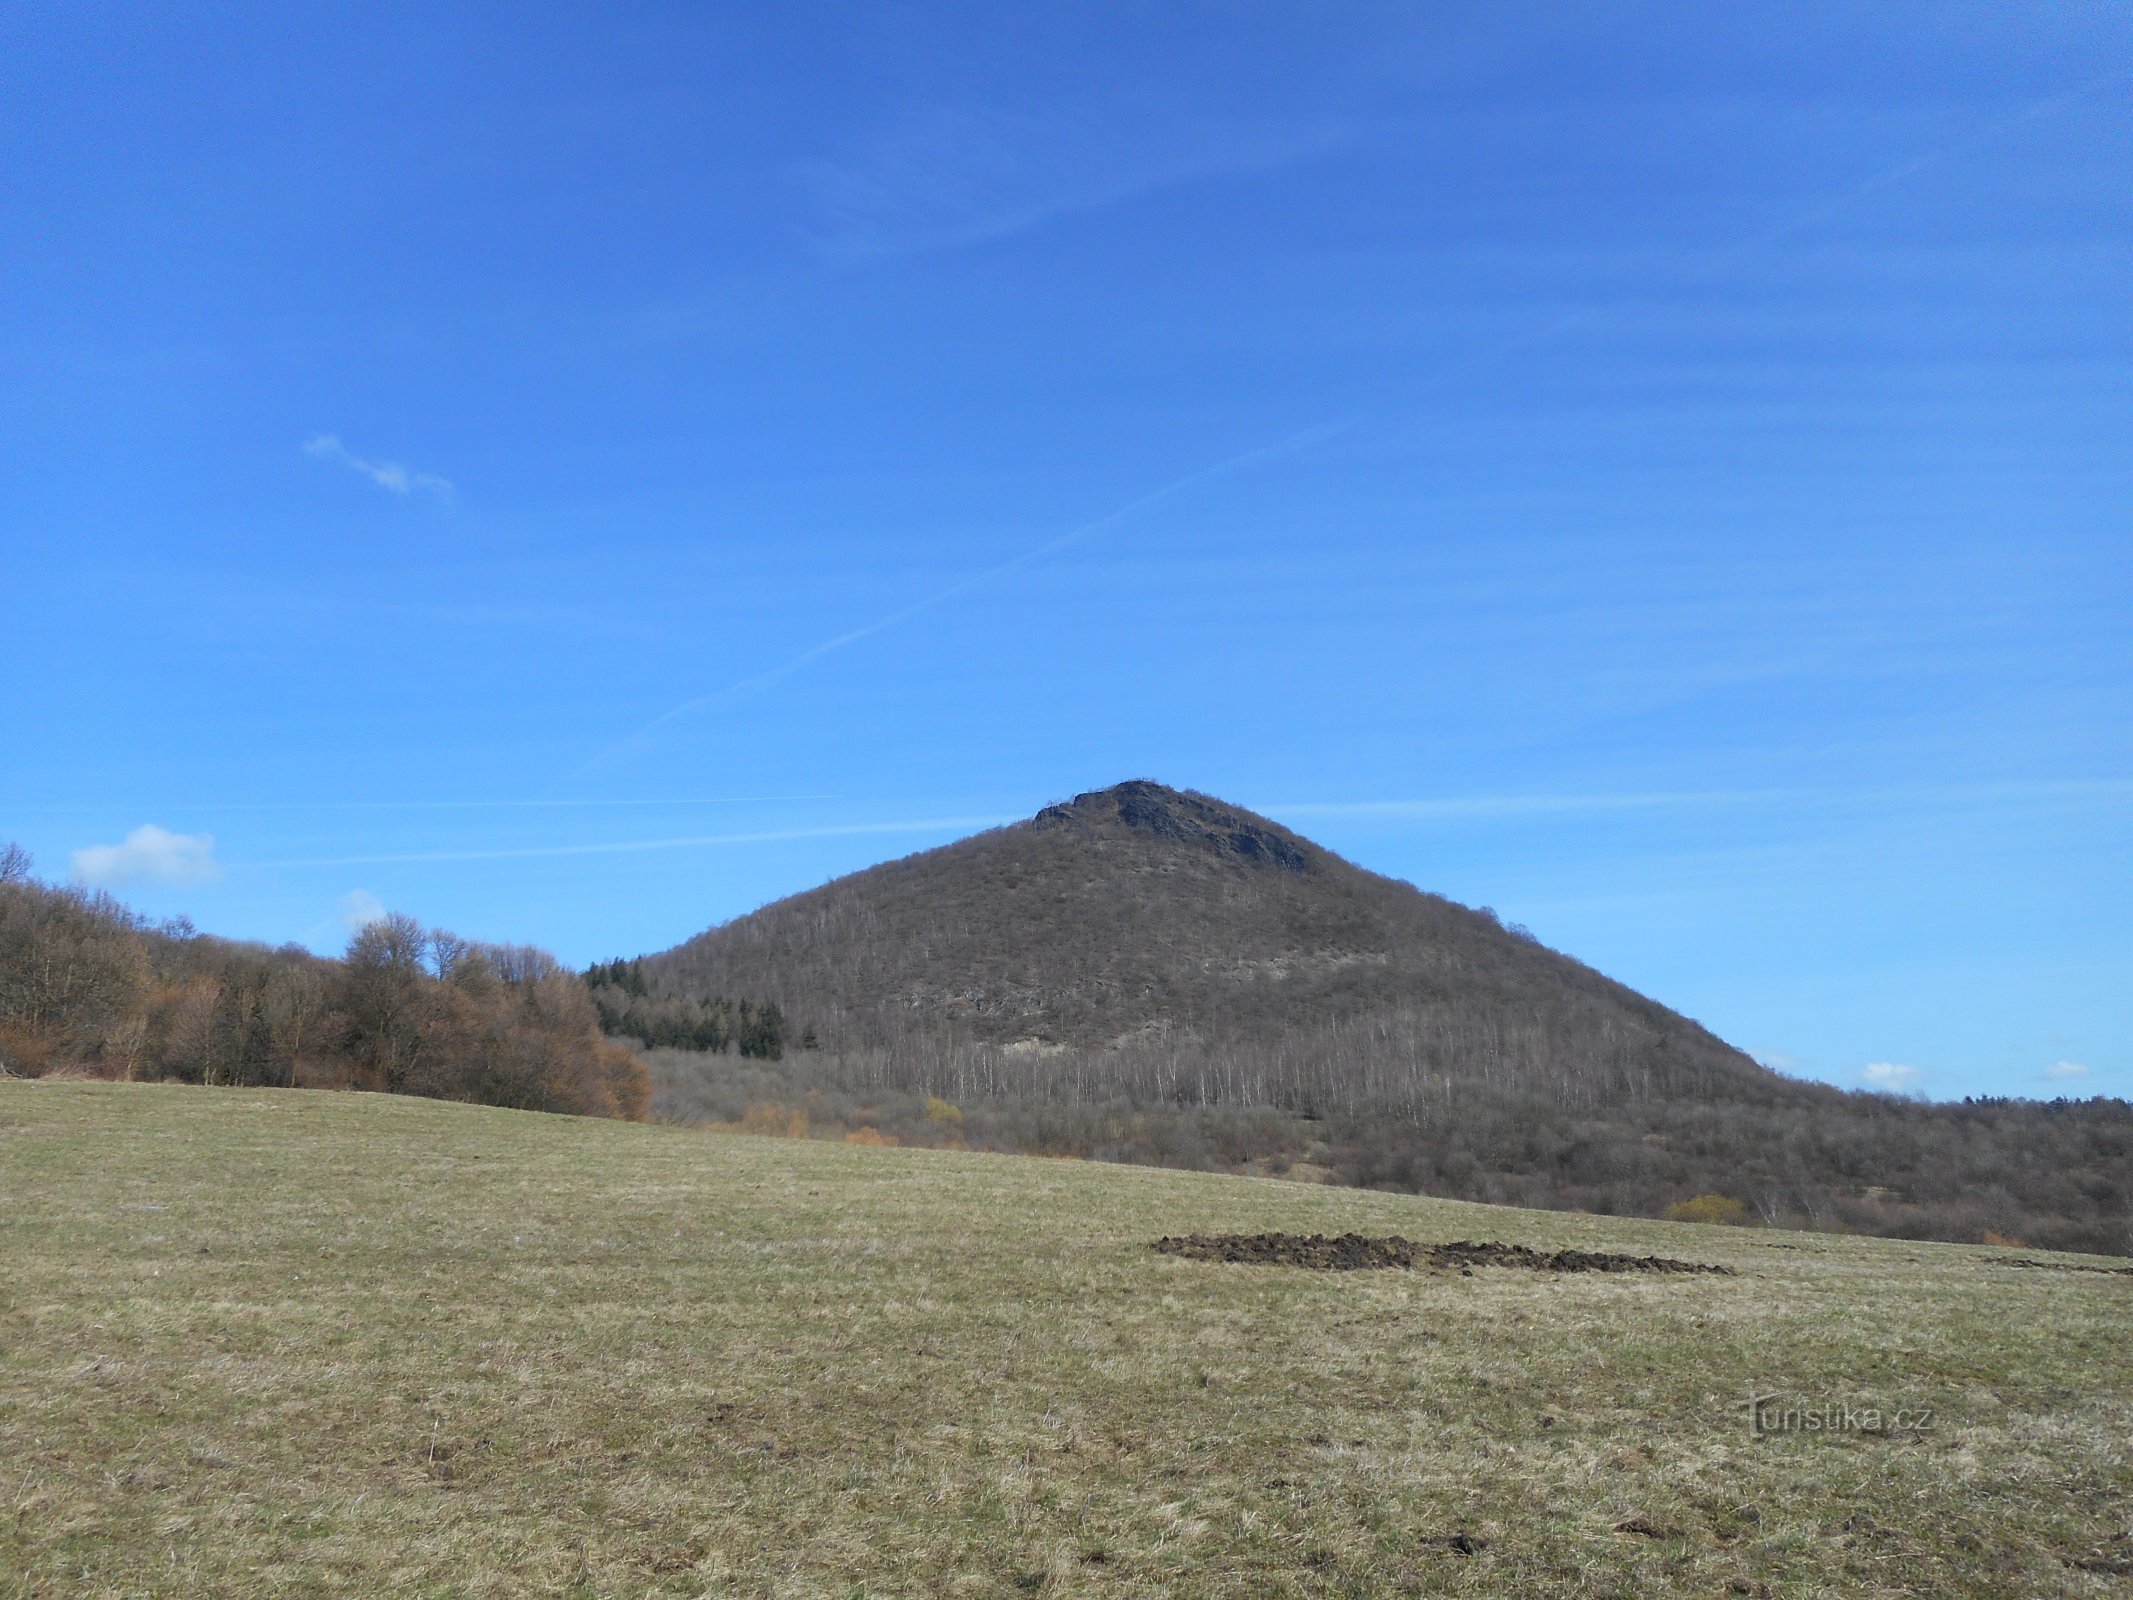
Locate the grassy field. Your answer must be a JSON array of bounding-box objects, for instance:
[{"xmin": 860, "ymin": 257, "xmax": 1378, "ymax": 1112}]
[{"xmin": 3, "ymin": 1082, "xmax": 2128, "ymax": 1597}]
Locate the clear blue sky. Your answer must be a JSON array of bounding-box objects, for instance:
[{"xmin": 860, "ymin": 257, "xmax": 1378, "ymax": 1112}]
[{"xmin": 5, "ymin": 4, "xmax": 2127, "ymax": 1101}]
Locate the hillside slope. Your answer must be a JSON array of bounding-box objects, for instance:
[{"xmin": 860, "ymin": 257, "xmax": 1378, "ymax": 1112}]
[{"xmin": 646, "ymin": 780, "xmax": 1779, "ymax": 1113}]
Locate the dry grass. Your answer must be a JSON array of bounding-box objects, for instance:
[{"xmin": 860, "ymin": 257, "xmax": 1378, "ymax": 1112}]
[{"xmin": 3, "ymin": 1081, "xmax": 2128, "ymax": 1597}]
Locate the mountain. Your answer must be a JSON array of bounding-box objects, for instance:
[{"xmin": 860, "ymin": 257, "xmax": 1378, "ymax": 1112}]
[{"xmin": 642, "ymin": 780, "xmax": 1781, "ymax": 1114}]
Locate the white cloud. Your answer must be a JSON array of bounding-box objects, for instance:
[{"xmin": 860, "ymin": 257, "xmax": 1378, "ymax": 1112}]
[
  {"xmin": 2042, "ymin": 1061, "xmax": 2091, "ymax": 1081},
  {"xmin": 304, "ymin": 433, "xmax": 453, "ymax": 500},
  {"xmin": 70, "ymin": 825, "xmax": 221, "ymax": 888},
  {"xmin": 339, "ymin": 889, "xmax": 388, "ymax": 931},
  {"xmin": 1862, "ymin": 1061, "xmax": 1922, "ymax": 1093}
]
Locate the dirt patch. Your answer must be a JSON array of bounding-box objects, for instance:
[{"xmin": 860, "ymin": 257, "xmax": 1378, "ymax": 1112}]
[
  {"xmin": 1150, "ymin": 1232, "xmax": 1732, "ymax": 1275},
  {"xmin": 1427, "ymin": 1530, "xmax": 1489, "ymax": 1556},
  {"xmin": 1991, "ymin": 1256, "xmax": 2133, "ymax": 1277},
  {"xmin": 1154, "ymin": 1232, "xmax": 1420, "ymax": 1269},
  {"xmin": 1432, "ymin": 1240, "xmax": 1731, "ymax": 1276}
]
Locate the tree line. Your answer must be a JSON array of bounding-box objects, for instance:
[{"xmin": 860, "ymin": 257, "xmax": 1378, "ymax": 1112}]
[
  {"xmin": 638, "ymin": 1036, "xmax": 2130, "ymax": 1256},
  {"xmin": 0, "ymin": 845, "xmax": 647, "ymax": 1120},
  {"xmin": 583, "ymin": 958, "xmax": 792, "ymax": 1059}
]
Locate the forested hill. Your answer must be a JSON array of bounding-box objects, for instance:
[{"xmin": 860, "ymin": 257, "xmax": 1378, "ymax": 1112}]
[
  {"xmin": 621, "ymin": 783, "xmax": 2130, "ymax": 1254},
  {"xmin": 640, "ymin": 780, "xmax": 1780, "ymax": 1114}
]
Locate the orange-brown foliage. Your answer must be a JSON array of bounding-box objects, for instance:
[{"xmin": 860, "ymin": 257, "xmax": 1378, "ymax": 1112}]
[
  {"xmin": 0, "ymin": 1024, "xmax": 54, "ymax": 1077},
  {"xmin": 738, "ymin": 1102, "xmax": 809, "ymax": 1140},
  {"xmin": 0, "ymin": 864, "xmax": 649, "ymax": 1122}
]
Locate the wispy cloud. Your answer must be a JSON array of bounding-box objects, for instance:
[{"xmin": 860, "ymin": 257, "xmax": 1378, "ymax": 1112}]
[
  {"xmin": 1265, "ymin": 779, "xmax": 2133, "ymax": 825},
  {"xmin": 1862, "ymin": 1061, "xmax": 1922, "ymax": 1093},
  {"xmin": 2042, "ymin": 1060, "xmax": 2091, "ymax": 1082},
  {"xmin": 1269, "ymin": 791, "xmax": 1794, "ymax": 823},
  {"xmin": 240, "ymin": 815, "xmax": 1013, "ymax": 871},
  {"xmin": 797, "ymin": 106, "xmax": 1345, "ymax": 258},
  {"xmin": 303, "ymin": 433, "xmax": 453, "ymax": 500},
  {"xmin": 70, "ymin": 825, "xmax": 221, "ymax": 888},
  {"xmin": 1480, "ymin": 68, "xmax": 2133, "ymax": 373},
  {"xmin": 339, "ymin": 889, "xmax": 388, "ymax": 930},
  {"xmin": 580, "ymin": 422, "xmax": 1344, "ymax": 772}
]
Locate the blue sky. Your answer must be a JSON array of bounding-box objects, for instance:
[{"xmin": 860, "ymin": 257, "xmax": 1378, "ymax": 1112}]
[{"xmin": 4, "ymin": 3, "xmax": 2127, "ymax": 1101}]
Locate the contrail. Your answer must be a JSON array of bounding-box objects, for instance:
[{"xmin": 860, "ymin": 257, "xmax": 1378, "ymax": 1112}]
[
  {"xmin": 1748, "ymin": 67, "xmax": 2131, "ymax": 249},
  {"xmin": 236, "ymin": 814, "xmax": 1016, "ymax": 871},
  {"xmin": 0, "ymin": 794, "xmax": 836, "ymax": 815},
  {"xmin": 1497, "ymin": 67, "xmax": 2131, "ymax": 358},
  {"xmin": 577, "ymin": 421, "xmax": 1347, "ymax": 772},
  {"xmin": 580, "ymin": 69, "xmax": 2125, "ymax": 776},
  {"xmin": 230, "ymin": 777, "xmax": 2132, "ymax": 871}
]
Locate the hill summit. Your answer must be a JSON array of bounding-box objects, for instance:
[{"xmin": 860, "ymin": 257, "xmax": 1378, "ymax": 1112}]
[
  {"xmin": 641, "ymin": 780, "xmax": 1773, "ymax": 1113},
  {"xmin": 1033, "ymin": 779, "xmax": 1315, "ymax": 873}
]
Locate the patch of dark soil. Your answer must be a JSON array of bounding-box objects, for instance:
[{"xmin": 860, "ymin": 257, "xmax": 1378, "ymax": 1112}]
[
  {"xmin": 1150, "ymin": 1232, "xmax": 1732, "ymax": 1275},
  {"xmin": 1433, "ymin": 1239, "xmax": 1731, "ymax": 1275},
  {"xmin": 1153, "ymin": 1232, "xmax": 1420, "ymax": 1269},
  {"xmin": 1991, "ymin": 1256, "xmax": 2133, "ymax": 1277},
  {"xmin": 1425, "ymin": 1531, "xmax": 1489, "ymax": 1556}
]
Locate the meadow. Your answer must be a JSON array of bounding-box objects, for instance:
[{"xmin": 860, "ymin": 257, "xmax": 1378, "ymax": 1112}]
[{"xmin": 3, "ymin": 1080, "xmax": 2127, "ymax": 1596}]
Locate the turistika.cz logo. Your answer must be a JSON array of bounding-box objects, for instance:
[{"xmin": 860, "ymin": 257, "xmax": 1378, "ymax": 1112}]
[{"xmin": 1745, "ymin": 1391, "xmax": 1935, "ymax": 1437}]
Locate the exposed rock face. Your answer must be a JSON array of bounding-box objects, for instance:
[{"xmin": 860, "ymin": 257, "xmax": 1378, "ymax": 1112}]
[{"xmin": 1034, "ymin": 780, "xmax": 1313, "ymax": 873}]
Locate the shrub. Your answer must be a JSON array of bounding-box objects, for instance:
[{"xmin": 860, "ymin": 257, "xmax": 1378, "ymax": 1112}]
[
  {"xmin": 738, "ymin": 1102, "xmax": 809, "ymax": 1140},
  {"xmin": 1666, "ymin": 1194, "xmax": 1750, "ymax": 1226},
  {"xmin": 0, "ymin": 1024, "xmax": 54, "ymax": 1077}
]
